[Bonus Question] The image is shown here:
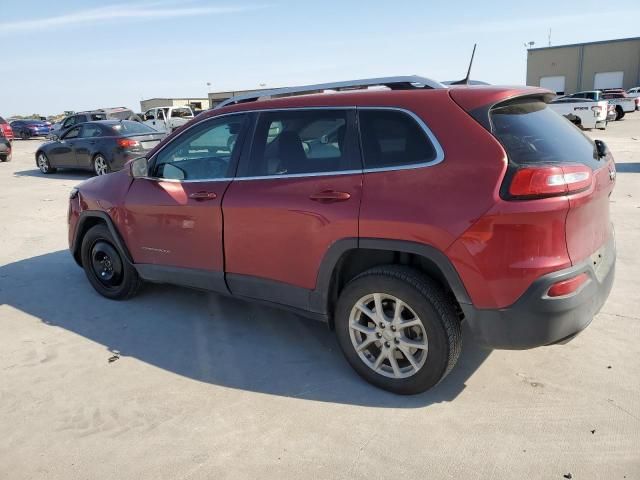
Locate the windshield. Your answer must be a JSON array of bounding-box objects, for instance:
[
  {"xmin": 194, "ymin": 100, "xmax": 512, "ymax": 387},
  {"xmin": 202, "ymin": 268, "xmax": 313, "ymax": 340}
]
[
  {"xmin": 109, "ymin": 121, "xmax": 156, "ymax": 135},
  {"xmin": 491, "ymin": 99, "xmax": 599, "ymax": 168}
]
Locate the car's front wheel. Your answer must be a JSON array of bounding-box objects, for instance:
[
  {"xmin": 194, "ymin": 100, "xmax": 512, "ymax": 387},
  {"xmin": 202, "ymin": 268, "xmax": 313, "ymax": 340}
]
[
  {"xmin": 335, "ymin": 266, "xmax": 462, "ymax": 395},
  {"xmin": 80, "ymin": 224, "xmax": 141, "ymax": 300},
  {"xmin": 36, "ymin": 152, "xmax": 56, "ymax": 174}
]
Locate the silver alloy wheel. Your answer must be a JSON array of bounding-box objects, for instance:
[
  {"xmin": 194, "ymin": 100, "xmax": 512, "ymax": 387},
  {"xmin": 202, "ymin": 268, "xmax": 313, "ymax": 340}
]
[
  {"xmin": 349, "ymin": 293, "xmax": 428, "ymax": 379},
  {"xmin": 37, "ymin": 153, "xmax": 49, "ymax": 173},
  {"xmin": 94, "ymin": 156, "xmax": 108, "ymax": 175}
]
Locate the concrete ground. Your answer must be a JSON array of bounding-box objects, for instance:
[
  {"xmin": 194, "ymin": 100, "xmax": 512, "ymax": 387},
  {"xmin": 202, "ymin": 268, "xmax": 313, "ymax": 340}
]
[{"xmin": 0, "ymin": 116, "xmax": 639, "ymax": 480}]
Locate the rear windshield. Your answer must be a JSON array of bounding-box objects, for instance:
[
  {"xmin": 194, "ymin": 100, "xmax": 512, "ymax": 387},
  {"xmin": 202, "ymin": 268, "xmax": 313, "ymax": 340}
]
[
  {"xmin": 0, "ymin": 117, "xmax": 6, "ymax": 125},
  {"xmin": 109, "ymin": 121, "xmax": 156, "ymax": 135},
  {"xmin": 491, "ymin": 99, "xmax": 598, "ymax": 167},
  {"xmin": 90, "ymin": 113, "xmax": 107, "ymax": 121}
]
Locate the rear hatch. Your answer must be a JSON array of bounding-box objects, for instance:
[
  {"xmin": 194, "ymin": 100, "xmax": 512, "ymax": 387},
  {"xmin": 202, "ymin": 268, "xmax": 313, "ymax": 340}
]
[{"xmin": 488, "ymin": 97, "xmax": 615, "ymax": 265}]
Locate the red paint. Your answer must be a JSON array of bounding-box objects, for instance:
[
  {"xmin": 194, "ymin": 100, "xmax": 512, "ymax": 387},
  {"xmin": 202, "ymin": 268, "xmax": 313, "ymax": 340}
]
[{"xmin": 70, "ymin": 85, "xmax": 615, "ymax": 312}]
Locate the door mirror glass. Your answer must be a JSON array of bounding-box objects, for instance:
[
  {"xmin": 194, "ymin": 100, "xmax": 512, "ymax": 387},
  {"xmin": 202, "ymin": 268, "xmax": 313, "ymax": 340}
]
[{"xmin": 130, "ymin": 156, "xmax": 149, "ymax": 178}]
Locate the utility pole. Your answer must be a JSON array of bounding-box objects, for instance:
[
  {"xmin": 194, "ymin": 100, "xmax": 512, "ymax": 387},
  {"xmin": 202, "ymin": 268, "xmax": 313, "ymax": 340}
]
[{"xmin": 548, "ymin": 28, "xmax": 552, "ymax": 47}]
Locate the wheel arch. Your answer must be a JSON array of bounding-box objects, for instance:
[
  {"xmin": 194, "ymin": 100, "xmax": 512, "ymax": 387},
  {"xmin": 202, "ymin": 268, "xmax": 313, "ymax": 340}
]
[
  {"xmin": 72, "ymin": 211, "xmax": 133, "ymax": 266},
  {"xmin": 311, "ymin": 238, "xmax": 472, "ymax": 329}
]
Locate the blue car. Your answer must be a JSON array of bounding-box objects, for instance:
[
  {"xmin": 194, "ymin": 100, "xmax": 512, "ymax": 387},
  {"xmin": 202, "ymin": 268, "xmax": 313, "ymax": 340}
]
[{"xmin": 10, "ymin": 119, "xmax": 51, "ymax": 139}]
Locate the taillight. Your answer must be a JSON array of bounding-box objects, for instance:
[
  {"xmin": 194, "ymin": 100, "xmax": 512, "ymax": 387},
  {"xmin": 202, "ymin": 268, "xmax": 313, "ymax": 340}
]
[
  {"xmin": 591, "ymin": 105, "xmax": 602, "ymax": 113},
  {"xmin": 547, "ymin": 273, "xmax": 589, "ymax": 297},
  {"xmin": 508, "ymin": 165, "xmax": 592, "ymax": 199},
  {"xmin": 117, "ymin": 138, "xmax": 140, "ymax": 149}
]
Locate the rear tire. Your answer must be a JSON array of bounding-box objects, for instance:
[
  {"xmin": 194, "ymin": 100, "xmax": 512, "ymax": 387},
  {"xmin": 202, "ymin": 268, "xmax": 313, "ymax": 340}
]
[
  {"xmin": 334, "ymin": 265, "xmax": 462, "ymax": 395},
  {"xmin": 80, "ymin": 224, "xmax": 141, "ymax": 300},
  {"xmin": 21, "ymin": 131, "xmax": 30, "ymax": 140},
  {"xmin": 36, "ymin": 152, "xmax": 56, "ymax": 174},
  {"xmin": 93, "ymin": 154, "xmax": 111, "ymax": 176}
]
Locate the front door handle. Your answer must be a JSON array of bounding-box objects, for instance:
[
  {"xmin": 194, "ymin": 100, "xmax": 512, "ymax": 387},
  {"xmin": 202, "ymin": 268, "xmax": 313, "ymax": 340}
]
[
  {"xmin": 189, "ymin": 191, "xmax": 217, "ymax": 201},
  {"xmin": 309, "ymin": 190, "xmax": 351, "ymax": 203}
]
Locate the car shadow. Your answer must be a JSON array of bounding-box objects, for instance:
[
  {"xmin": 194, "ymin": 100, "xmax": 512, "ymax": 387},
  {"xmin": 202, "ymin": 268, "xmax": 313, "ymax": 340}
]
[
  {"xmin": 615, "ymin": 162, "xmax": 640, "ymax": 173},
  {"xmin": 0, "ymin": 251, "xmax": 492, "ymax": 407},
  {"xmin": 13, "ymin": 169, "xmax": 93, "ymax": 180}
]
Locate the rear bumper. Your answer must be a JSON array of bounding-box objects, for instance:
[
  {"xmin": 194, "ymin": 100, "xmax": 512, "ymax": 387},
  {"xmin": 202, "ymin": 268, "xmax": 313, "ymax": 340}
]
[{"xmin": 462, "ymin": 235, "xmax": 616, "ymax": 349}]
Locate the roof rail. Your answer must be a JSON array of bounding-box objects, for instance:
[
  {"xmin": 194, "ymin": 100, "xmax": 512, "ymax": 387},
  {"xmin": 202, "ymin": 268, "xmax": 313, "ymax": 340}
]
[{"xmin": 215, "ymin": 76, "xmax": 445, "ymax": 109}]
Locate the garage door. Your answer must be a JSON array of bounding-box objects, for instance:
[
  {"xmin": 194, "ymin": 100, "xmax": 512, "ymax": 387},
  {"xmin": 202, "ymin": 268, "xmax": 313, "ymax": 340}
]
[
  {"xmin": 594, "ymin": 71, "xmax": 624, "ymax": 90},
  {"xmin": 540, "ymin": 76, "xmax": 566, "ymax": 94}
]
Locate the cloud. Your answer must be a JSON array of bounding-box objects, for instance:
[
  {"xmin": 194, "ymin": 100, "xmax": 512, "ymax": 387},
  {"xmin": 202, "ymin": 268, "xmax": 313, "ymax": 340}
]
[{"xmin": 0, "ymin": 2, "xmax": 268, "ymax": 35}]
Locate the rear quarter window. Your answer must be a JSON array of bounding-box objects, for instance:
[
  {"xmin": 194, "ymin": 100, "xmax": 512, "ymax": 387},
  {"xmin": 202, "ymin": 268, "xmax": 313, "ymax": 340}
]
[
  {"xmin": 358, "ymin": 110, "xmax": 438, "ymax": 169},
  {"xmin": 490, "ymin": 99, "xmax": 600, "ymax": 169}
]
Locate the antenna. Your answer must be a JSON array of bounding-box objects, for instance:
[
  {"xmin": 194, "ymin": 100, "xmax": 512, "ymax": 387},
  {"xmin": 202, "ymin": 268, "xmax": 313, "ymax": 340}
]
[
  {"xmin": 548, "ymin": 28, "xmax": 552, "ymax": 47},
  {"xmin": 450, "ymin": 44, "xmax": 477, "ymax": 85}
]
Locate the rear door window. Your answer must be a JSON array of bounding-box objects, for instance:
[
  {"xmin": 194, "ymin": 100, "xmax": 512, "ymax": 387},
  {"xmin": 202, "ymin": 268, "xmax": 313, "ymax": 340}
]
[
  {"xmin": 358, "ymin": 110, "xmax": 438, "ymax": 169},
  {"xmin": 241, "ymin": 109, "xmax": 360, "ymax": 177},
  {"xmin": 490, "ymin": 99, "xmax": 599, "ymax": 168}
]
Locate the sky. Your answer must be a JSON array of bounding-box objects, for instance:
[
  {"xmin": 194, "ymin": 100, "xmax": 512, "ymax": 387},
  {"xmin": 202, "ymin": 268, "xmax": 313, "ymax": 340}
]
[{"xmin": 1, "ymin": 0, "xmax": 640, "ymax": 116}]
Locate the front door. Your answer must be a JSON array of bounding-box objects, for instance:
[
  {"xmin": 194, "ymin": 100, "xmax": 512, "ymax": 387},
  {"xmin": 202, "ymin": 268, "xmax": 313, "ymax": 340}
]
[
  {"xmin": 51, "ymin": 126, "xmax": 82, "ymax": 166},
  {"xmin": 222, "ymin": 108, "xmax": 362, "ymax": 309},
  {"xmin": 122, "ymin": 113, "xmax": 249, "ymax": 292}
]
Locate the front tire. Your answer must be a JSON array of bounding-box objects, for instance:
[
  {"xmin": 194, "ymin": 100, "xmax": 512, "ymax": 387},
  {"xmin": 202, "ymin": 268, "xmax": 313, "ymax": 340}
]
[
  {"xmin": 36, "ymin": 152, "xmax": 56, "ymax": 174},
  {"xmin": 615, "ymin": 106, "xmax": 625, "ymax": 121},
  {"xmin": 335, "ymin": 266, "xmax": 462, "ymax": 395},
  {"xmin": 93, "ymin": 154, "xmax": 111, "ymax": 176},
  {"xmin": 80, "ymin": 224, "xmax": 141, "ymax": 300}
]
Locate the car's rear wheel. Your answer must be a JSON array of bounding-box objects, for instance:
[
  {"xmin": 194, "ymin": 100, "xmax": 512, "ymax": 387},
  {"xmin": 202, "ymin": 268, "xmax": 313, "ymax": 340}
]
[
  {"xmin": 93, "ymin": 154, "xmax": 110, "ymax": 176},
  {"xmin": 21, "ymin": 131, "xmax": 30, "ymax": 140},
  {"xmin": 335, "ymin": 266, "xmax": 462, "ymax": 395},
  {"xmin": 37, "ymin": 152, "xmax": 56, "ymax": 174},
  {"xmin": 80, "ymin": 224, "xmax": 141, "ymax": 300}
]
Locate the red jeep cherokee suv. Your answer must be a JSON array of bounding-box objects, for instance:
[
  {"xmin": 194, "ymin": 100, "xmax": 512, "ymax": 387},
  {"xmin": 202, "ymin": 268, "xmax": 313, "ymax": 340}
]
[{"xmin": 68, "ymin": 77, "xmax": 616, "ymax": 394}]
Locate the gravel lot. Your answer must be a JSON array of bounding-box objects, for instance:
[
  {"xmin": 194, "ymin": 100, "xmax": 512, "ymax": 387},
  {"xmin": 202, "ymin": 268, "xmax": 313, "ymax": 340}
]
[{"xmin": 1, "ymin": 117, "xmax": 639, "ymax": 479}]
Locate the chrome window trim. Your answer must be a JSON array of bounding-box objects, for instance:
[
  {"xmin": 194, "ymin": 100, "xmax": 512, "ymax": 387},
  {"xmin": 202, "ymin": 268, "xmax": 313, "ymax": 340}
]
[{"xmin": 145, "ymin": 106, "xmax": 444, "ymax": 183}]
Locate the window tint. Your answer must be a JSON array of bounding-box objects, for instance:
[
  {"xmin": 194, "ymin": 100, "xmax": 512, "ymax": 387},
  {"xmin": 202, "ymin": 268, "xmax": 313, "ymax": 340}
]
[
  {"xmin": 171, "ymin": 107, "xmax": 193, "ymax": 118},
  {"xmin": 62, "ymin": 116, "xmax": 76, "ymax": 128},
  {"xmin": 152, "ymin": 114, "xmax": 246, "ymax": 181},
  {"xmin": 80, "ymin": 124, "xmax": 103, "ymax": 138},
  {"xmin": 491, "ymin": 99, "xmax": 599, "ymax": 168},
  {"xmin": 244, "ymin": 110, "xmax": 357, "ymax": 177},
  {"xmin": 63, "ymin": 126, "xmax": 81, "ymax": 139},
  {"xmin": 144, "ymin": 109, "xmax": 155, "ymax": 120},
  {"xmin": 109, "ymin": 121, "xmax": 156, "ymax": 135},
  {"xmin": 358, "ymin": 110, "xmax": 437, "ymax": 169},
  {"xmin": 90, "ymin": 113, "xmax": 107, "ymax": 121}
]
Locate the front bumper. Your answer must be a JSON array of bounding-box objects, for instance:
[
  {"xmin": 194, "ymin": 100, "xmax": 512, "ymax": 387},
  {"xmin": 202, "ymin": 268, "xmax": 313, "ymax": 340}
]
[{"xmin": 462, "ymin": 235, "xmax": 616, "ymax": 349}]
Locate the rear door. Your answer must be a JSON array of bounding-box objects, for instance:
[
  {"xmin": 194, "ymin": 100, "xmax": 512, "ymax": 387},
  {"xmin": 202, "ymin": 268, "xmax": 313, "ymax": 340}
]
[
  {"xmin": 222, "ymin": 108, "xmax": 362, "ymax": 310},
  {"xmin": 122, "ymin": 113, "xmax": 250, "ymax": 291},
  {"xmin": 74, "ymin": 123, "xmax": 104, "ymax": 168}
]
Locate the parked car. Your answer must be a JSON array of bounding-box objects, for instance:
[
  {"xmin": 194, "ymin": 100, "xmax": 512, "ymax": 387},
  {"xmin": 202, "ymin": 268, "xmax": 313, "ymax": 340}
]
[
  {"xmin": 10, "ymin": 119, "xmax": 51, "ymax": 139},
  {"xmin": 566, "ymin": 90, "xmax": 634, "ymax": 120},
  {"xmin": 143, "ymin": 106, "xmax": 194, "ymax": 133},
  {"xmin": 0, "ymin": 131, "xmax": 11, "ymax": 162},
  {"xmin": 626, "ymin": 87, "xmax": 640, "ymax": 110},
  {"xmin": 49, "ymin": 108, "xmax": 141, "ymax": 140},
  {"xmin": 67, "ymin": 77, "xmax": 616, "ymax": 394},
  {"xmin": 49, "ymin": 111, "xmax": 109, "ymax": 139},
  {"xmin": 36, "ymin": 120, "xmax": 164, "ymax": 176},
  {"xmin": 548, "ymin": 96, "xmax": 608, "ymax": 129},
  {"xmin": 0, "ymin": 116, "xmax": 14, "ymax": 141}
]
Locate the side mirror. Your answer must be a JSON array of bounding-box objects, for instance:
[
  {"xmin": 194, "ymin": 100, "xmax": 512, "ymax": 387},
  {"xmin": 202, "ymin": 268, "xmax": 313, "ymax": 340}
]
[
  {"xmin": 595, "ymin": 139, "xmax": 608, "ymax": 159},
  {"xmin": 130, "ymin": 157, "xmax": 149, "ymax": 178}
]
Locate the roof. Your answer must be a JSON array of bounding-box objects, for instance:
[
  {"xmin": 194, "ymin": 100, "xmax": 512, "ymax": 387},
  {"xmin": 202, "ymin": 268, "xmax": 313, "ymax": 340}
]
[{"xmin": 529, "ymin": 36, "xmax": 640, "ymax": 51}]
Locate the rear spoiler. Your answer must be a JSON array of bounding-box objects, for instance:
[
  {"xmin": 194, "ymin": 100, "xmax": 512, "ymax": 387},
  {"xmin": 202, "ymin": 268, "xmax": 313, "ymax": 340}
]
[{"xmin": 449, "ymin": 87, "xmax": 555, "ymax": 131}]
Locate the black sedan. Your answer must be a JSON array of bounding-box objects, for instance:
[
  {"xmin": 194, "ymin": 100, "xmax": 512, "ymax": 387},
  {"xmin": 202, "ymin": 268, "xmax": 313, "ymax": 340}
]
[{"xmin": 35, "ymin": 120, "xmax": 164, "ymax": 176}]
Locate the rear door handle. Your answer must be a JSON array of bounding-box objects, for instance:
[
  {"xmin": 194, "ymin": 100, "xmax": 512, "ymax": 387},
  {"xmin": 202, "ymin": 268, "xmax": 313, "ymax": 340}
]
[
  {"xmin": 309, "ymin": 190, "xmax": 351, "ymax": 203},
  {"xmin": 189, "ymin": 191, "xmax": 217, "ymax": 200}
]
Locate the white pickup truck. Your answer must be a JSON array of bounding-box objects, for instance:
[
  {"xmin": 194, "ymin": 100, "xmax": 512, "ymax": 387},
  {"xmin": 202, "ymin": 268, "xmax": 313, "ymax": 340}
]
[
  {"xmin": 142, "ymin": 106, "xmax": 194, "ymax": 133},
  {"xmin": 548, "ymin": 97, "xmax": 608, "ymax": 130},
  {"xmin": 565, "ymin": 90, "xmax": 635, "ymax": 120}
]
